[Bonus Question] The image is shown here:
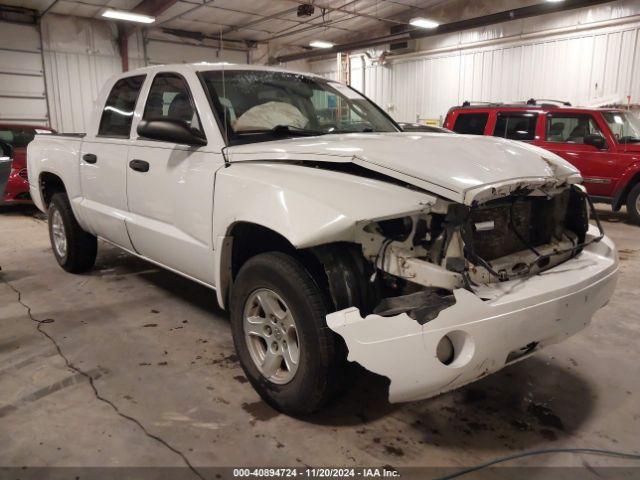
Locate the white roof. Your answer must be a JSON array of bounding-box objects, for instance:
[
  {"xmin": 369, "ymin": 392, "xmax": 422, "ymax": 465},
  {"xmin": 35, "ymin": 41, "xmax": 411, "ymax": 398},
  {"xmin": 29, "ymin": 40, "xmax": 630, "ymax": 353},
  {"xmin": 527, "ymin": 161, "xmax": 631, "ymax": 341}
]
[{"xmin": 121, "ymin": 63, "xmax": 325, "ymax": 80}]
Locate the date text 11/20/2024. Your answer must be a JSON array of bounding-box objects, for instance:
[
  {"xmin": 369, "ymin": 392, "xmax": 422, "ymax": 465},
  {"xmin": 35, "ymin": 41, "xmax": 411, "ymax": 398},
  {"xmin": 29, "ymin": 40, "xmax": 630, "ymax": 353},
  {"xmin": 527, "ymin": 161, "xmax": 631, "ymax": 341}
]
[{"xmin": 233, "ymin": 468, "xmax": 400, "ymax": 478}]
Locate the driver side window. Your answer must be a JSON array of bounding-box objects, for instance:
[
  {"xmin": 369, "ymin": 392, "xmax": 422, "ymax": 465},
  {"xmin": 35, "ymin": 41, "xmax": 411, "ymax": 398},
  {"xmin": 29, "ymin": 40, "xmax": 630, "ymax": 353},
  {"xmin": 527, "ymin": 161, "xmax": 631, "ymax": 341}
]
[{"xmin": 143, "ymin": 73, "xmax": 202, "ymax": 134}]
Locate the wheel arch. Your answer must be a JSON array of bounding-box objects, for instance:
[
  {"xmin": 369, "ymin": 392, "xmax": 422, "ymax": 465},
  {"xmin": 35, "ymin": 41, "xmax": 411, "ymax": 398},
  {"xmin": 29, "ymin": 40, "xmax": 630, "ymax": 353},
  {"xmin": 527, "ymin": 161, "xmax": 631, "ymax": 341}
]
[
  {"xmin": 39, "ymin": 171, "xmax": 67, "ymax": 208},
  {"xmin": 216, "ymin": 221, "xmax": 330, "ymax": 310},
  {"xmin": 612, "ymin": 168, "xmax": 640, "ymax": 211}
]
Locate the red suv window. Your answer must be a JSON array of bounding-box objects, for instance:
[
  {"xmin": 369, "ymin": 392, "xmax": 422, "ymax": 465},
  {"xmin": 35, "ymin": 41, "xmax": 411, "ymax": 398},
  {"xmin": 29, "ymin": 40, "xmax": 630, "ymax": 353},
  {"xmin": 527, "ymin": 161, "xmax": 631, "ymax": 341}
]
[
  {"xmin": 545, "ymin": 114, "xmax": 603, "ymax": 144},
  {"xmin": 452, "ymin": 113, "xmax": 488, "ymax": 135},
  {"xmin": 493, "ymin": 113, "xmax": 537, "ymax": 141}
]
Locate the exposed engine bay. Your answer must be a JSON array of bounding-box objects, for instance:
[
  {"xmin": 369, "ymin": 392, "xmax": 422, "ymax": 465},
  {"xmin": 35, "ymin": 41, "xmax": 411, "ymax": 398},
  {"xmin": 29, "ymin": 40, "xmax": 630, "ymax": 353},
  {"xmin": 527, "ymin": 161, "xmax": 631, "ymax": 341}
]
[
  {"xmin": 319, "ymin": 184, "xmax": 616, "ymax": 404},
  {"xmin": 316, "ymin": 184, "xmax": 602, "ymax": 326}
]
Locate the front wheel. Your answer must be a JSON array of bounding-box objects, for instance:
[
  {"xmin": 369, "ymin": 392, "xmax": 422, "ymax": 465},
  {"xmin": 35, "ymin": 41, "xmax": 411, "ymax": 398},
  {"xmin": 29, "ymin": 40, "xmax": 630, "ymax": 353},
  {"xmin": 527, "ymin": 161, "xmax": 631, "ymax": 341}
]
[
  {"xmin": 229, "ymin": 252, "xmax": 347, "ymax": 416},
  {"xmin": 48, "ymin": 192, "xmax": 97, "ymax": 273},
  {"xmin": 626, "ymin": 183, "xmax": 640, "ymax": 226}
]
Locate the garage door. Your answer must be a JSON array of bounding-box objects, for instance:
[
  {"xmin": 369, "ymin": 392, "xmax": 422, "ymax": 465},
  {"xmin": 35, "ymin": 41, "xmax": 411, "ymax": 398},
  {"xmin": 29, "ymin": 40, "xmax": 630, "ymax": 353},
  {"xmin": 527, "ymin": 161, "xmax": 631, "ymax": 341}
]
[{"xmin": 0, "ymin": 20, "xmax": 49, "ymax": 125}]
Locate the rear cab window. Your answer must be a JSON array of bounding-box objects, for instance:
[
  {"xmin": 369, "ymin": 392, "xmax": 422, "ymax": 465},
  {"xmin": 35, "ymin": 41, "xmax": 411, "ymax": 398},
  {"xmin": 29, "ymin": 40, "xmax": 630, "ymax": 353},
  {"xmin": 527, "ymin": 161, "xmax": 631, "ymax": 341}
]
[
  {"xmin": 492, "ymin": 112, "xmax": 538, "ymax": 140},
  {"xmin": 98, "ymin": 75, "xmax": 146, "ymax": 138},
  {"xmin": 452, "ymin": 112, "xmax": 489, "ymax": 135}
]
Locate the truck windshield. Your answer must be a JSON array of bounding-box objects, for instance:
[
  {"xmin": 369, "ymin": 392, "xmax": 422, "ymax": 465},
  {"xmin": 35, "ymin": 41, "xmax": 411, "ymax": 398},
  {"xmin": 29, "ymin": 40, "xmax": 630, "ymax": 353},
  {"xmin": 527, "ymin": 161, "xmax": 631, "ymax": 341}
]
[
  {"xmin": 602, "ymin": 111, "xmax": 640, "ymax": 143},
  {"xmin": 199, "ymin": 70, "xmax": 398, "ymax": 144}
]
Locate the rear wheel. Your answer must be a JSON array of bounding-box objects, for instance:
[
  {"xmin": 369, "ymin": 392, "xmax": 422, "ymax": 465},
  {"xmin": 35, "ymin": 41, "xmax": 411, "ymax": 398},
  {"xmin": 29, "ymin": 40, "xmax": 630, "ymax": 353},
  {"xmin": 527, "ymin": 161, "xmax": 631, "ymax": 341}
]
[
  {"xmin": 48, "ymin": 193, "xmax": 97, "ymax": 273},
  {"xmin": 230, "ymin": 252, "xmax": 346, "ymax": 416},
  {"xmin": 626, "ymin": 183, "xmax": 640, "ymax": 226}
]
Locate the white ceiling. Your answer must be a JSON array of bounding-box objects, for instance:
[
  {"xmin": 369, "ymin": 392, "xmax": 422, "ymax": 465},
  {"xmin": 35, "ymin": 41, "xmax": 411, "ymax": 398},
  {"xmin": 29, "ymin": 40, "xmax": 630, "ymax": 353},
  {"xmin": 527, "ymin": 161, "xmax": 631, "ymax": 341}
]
[{"xmin": 0, "ymin": 0, "xmax": 547, "ymax": 48}]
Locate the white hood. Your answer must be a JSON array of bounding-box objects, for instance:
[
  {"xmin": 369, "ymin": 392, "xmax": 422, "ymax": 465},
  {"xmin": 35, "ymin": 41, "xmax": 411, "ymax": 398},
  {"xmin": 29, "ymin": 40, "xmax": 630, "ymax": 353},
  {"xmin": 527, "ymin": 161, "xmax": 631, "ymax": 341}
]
[{"xmin": 227, "ymin": 132, "xmax": 581, "ymax": 205}]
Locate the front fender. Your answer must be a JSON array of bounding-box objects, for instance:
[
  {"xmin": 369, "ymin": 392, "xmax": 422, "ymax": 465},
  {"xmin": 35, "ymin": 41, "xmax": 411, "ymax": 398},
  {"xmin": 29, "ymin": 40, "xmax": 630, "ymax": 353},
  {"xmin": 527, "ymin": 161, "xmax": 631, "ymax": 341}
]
[{"xmin": 212, "ymin": 162, "xmax": 437, "ymax": 248}]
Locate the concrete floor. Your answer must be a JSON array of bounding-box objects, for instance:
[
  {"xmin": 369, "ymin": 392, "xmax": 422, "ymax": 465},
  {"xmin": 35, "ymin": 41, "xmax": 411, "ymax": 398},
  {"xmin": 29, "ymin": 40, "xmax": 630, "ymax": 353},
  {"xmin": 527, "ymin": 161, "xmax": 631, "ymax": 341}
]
[{"xmin": 0, "ymin": 206, "xmax": 638, "ymax": 478}]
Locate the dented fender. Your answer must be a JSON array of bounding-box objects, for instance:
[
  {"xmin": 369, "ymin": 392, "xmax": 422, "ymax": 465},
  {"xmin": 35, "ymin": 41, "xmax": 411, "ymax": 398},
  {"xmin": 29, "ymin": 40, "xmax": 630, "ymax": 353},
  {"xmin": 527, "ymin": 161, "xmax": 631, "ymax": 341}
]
[{"xmin": 213, "ymin": 162, "xmax": 437, "ymax": 249}]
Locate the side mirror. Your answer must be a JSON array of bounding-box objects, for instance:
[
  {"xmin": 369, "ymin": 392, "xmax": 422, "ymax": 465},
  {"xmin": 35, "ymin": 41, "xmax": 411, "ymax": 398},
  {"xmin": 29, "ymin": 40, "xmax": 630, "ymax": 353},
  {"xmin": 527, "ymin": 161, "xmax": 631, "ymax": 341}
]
[
  {"xmin": 137, "ymin": 118, "xmax": 207, "ymax": 146},
  {"xmin": 583, "ymin": 134, "xmax": 606, "ymax": 149}
]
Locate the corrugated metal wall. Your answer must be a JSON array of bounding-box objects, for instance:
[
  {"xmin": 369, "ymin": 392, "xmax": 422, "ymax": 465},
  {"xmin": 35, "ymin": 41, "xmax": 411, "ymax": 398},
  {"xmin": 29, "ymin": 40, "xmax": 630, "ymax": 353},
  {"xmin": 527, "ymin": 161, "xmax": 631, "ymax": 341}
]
[
  {"xmin": 308, "ymin": 2, "xmax": 640, "ymax": 123},
  {"xmin": 41, "ymin": 15, "xmax": 131, "ymax": 132},
  {"xmin": 390, "ymin": 23, "xmax": 640, "ymax": 122},
  {"xmin": 41, "ymin": 15, "xmax": 248, "ymax": 132},
  {"xmin": 0, "ymin": 21, "xmax": 48, "ymax": 125}
]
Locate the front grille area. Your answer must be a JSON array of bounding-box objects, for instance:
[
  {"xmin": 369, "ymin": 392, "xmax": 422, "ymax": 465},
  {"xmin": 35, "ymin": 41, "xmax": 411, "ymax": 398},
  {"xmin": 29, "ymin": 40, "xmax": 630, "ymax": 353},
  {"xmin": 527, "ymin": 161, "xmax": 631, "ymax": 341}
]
[{"xmin": 468, "ymin": 191, "xmax": 571, "ymax": 261}]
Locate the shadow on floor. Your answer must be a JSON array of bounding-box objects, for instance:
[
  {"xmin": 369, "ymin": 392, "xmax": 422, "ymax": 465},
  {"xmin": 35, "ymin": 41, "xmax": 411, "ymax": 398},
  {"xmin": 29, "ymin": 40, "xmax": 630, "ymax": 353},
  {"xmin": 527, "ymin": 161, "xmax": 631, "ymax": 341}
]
[
  {"xmin": 0, "ymin": 204, "xmax": 44, "ymax": 219},
  {"xmin": 594, "ymin": 206, "xmax": 633, "ymax": 225},
  {"xmin": 311, "ymin": 357, "xmax": 595, "ymax": 451},
  {"xmin": 84, "ymin": 231, "xmax": 597, "ymax": 449},
  {"xmin": 93, "ymin": 243, "xmax": 222, "ymax": 316},
  {"xmin": 406, "ymin": 357, "xmax": 595, "ymax": 449}
]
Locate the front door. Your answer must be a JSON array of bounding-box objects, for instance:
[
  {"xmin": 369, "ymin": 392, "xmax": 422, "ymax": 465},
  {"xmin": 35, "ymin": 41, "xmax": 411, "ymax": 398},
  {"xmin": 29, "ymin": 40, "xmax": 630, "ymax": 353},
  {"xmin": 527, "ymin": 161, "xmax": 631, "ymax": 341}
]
[
  {"xmin": 538, "ymin": 113, "xmax": 614, "ymax": 197},
  {"xmin": 125, "ymin": 72, "xmax": 224, "ymax": 284}
]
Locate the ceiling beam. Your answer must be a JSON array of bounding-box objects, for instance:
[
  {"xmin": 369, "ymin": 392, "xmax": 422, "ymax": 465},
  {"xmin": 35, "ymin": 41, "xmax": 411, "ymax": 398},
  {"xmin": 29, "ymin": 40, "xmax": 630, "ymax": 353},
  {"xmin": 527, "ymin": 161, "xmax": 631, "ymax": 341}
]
[
  {"xmin": 132, "ymin": 0, "xmax": 179, "ymax": 17},
  {"xmin": 40, "ymin": 0, "xmax": 60, "ymax": 17},
  {"xmin": 263, "ymin": 0, "xmax": 384, "ymax": 42},
  {"xmin": 280, "ymin": 0, "xmax": 409, "ymax": 26},
  {"xmin": 117, "ymin": 0, "xmax": 178, "ymax": 71},
  {"xmin": 221, "ymin": 6, "xmax": 300, "ymax": 34},
  {"xmin": 154, "ymin": 0, "xmax": 218, "ymax": 27},
  {"xmin": 155, "ymin": 1, "xmax": 352, "ymax": 36},
  {"xmin": 276, "ymin": 0, "xmax": 617, "ymax": 62}
]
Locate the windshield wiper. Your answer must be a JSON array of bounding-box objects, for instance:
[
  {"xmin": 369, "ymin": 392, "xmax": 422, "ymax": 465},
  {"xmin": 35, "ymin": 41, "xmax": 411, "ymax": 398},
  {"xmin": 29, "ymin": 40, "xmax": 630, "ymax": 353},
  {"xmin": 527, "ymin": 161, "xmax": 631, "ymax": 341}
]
[
  {"xmin": 236, "ymin": 125, "xmax": 326, "ymax": 137},
  {"xmin": 329, "ymin": 127, "xmax": 376, "ymax": 134},
  {"xmin": 619, "ymin": 136, "xmax": 640, "ymax": 144}
]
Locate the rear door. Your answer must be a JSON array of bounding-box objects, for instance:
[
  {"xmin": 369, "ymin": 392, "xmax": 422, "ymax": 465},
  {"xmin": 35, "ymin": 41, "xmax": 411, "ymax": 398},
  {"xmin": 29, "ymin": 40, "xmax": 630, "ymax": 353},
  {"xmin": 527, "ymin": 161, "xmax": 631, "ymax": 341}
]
[
  {"xmin": 538, "ymin": 113, "xmax": 614, "ymax": 197},
  {"xmin": 80, "ymin": 75, "xmax": 145, "ymax": 248},
  {"xmin": 125, "ymin": 71, "xmax": 224, "ymax": 284}
]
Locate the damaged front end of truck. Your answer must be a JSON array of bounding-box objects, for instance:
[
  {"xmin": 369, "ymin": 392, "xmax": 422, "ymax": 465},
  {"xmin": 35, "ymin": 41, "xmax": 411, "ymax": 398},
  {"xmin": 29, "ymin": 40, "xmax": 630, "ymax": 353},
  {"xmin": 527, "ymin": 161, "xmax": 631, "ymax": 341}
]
[{"xmin": 315, "ymin": 182, "xmax": 617, "ymax": 403}]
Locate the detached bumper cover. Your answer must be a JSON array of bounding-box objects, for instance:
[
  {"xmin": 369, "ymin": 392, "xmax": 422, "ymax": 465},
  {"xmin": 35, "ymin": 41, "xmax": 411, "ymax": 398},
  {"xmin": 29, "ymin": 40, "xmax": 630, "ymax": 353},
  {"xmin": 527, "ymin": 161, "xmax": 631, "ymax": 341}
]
[{"xmin": 326, "ymin": 230, "xmax": 618, "ymax": 403}]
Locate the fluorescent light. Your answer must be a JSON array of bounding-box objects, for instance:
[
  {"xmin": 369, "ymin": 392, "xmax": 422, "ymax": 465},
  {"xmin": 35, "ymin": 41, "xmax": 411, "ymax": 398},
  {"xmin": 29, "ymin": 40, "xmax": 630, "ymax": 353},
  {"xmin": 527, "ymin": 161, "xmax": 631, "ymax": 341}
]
[
  {"xmin": 102, "ymin": 9, "xmax": 155, "ymax": 24},
  {"xmin": 409, "ymin": 17, "xmax": 439, "ymax": 29},
  {"xmin": 546, "ymin": 0, "xmax": 564, "ymax": 2},
  {"xmin": 309, "ymin": 40, "xmax": 334, "ymax": 49}
]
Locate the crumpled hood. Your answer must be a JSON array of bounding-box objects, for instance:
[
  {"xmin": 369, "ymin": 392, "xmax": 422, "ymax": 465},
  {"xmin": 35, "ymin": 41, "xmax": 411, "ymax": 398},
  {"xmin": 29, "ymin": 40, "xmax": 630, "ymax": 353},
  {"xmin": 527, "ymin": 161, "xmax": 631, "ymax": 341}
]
[{"xmin": 227, "ymin": 132, "xmax": 581, "ymax": 204}]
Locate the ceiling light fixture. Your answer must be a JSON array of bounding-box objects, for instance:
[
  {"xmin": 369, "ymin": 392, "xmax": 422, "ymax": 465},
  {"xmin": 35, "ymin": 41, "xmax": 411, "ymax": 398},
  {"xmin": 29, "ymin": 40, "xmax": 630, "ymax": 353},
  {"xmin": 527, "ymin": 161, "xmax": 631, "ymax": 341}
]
[
  {"xmin": 102, "ymin": 9, "xmax": 155, "ymax": 24},
  {"xmin": 409, "ymin": 17, "xmax": 439, "ymax": 29},
  {"xmin": 545, "ymin": 0, "xmax": 565, "ymax": 2},
  {"xmin": 309, "ymin": 40, "xmax": 335, "ymax": 49}
]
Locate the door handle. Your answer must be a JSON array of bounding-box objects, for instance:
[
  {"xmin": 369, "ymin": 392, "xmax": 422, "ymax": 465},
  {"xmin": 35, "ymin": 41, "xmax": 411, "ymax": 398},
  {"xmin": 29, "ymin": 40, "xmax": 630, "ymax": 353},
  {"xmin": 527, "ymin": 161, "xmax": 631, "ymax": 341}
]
[
  {"xmin": 129, "ymin": 159, "xmax": 150, "ymax": 172},
  {"xmin": 82, "ymin": 153, "xmax": 97, "ymax": 164}
]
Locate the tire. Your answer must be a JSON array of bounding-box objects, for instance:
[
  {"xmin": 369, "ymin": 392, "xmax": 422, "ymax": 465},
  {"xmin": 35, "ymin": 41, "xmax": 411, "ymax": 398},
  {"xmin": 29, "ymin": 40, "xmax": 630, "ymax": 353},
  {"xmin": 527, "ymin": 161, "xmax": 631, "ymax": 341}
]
[
  {"xmin": 48, "ymin": 192, "xmax": 97, "ymax": 273},
  {"xmin": 626, "ymin": 183, "xmax": 640, "ymax": 226},
  {"xmin": 230, "ymin": 252, "xmax": 346, "ymax": 416}
]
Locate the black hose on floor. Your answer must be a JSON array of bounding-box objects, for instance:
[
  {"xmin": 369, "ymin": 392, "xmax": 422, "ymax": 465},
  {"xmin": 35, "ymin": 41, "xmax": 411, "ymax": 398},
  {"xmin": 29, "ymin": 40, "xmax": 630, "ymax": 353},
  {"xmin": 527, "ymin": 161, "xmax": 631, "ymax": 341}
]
[{"xmin": 433, "ymin": 447, "xmax": 640, "ymax": 480}]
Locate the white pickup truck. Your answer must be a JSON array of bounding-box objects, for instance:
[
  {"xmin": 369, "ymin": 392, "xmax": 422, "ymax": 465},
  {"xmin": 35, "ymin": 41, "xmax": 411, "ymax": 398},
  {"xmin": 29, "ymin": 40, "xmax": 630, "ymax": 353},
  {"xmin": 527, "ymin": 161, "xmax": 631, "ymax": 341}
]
[{"xmin": 28, "ymin": 64, "xmax": 618, "ymax": 416}]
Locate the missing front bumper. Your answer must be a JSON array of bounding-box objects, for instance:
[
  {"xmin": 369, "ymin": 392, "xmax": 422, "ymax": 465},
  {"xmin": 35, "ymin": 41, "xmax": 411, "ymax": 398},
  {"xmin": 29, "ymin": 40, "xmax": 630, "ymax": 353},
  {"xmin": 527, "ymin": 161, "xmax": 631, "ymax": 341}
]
[{"xmin": 326, "ymin": 231, "xmax": 618, "ymax": 403}]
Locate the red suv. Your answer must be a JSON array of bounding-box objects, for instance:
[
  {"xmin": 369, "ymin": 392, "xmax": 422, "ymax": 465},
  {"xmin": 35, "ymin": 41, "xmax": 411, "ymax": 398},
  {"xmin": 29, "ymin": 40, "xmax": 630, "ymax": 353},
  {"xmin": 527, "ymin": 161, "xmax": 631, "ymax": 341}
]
[
  {"xmin": 0, "ymin": 124, "xmax": 54, "ymax": 205},
  {"xmin": 444, "ymin": 100, "xmax": 640, "ymax": 225}
]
